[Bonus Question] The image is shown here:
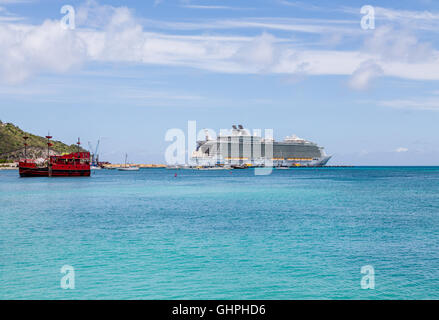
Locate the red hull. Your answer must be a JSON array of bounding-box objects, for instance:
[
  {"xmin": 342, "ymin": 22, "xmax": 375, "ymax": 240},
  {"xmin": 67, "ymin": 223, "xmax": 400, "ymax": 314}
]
[{"xmin": 19, "ymin": 167, "xmax": 90, "ymax": 177}]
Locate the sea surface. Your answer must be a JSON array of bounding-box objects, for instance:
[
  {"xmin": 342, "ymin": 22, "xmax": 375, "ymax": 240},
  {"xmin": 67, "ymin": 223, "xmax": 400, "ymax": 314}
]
[{"xmin": 0, "ymin": 167, "xmax": 438, "ymax": 299}]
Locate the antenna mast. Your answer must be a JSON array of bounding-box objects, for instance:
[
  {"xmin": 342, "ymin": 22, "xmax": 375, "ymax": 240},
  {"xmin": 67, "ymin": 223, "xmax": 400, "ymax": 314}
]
[
  {"xmin": 23, "ymin": 136, "xmax": 29, "ymax": 161},
  {"xmin": 45, "ymin": 133, "xmax": 52, "ymax": 160},
  {"xmin": 76, "ymin": 138, "xmax": 81, "ymax": 153}
]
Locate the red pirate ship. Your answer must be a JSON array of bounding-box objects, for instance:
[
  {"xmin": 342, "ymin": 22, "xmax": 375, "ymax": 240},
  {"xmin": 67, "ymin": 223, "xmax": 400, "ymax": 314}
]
[{"xmin": 18, "ymin": 135, "xmax": 91, "ymax": 177}]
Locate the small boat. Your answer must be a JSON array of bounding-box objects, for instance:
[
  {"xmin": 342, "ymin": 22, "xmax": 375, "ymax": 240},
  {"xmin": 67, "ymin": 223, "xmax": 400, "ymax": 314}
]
[
  {"xmin": 231, "ymin": 164, "xmax": 247, "ymax": 169},
  {"xmin": 196, "ymin": 166, "xmax": 228, "ymax": 170},
  {"xmin": 166, "ymin": 164, "xmax": 193, "ymax": 169},
  {"xmin": 118, "ymin": 167, "xmax": 139, "ymax": 171},
  {"xmin": 118, "ymin": 154, "xmax": 140, "ymax": 171}
]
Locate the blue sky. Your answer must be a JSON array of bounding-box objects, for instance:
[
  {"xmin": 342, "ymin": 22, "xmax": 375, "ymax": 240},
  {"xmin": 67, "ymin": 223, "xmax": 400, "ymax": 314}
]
[{"xmin": 0, "ymin": 0, "xmax": 438, "ymax": 165}]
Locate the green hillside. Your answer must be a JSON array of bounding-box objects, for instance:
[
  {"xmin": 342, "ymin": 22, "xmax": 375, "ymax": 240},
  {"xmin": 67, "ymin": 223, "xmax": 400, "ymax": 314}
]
[{"xmin": 0, "ymin": 120, "xmax": 86, "ymax": 162}]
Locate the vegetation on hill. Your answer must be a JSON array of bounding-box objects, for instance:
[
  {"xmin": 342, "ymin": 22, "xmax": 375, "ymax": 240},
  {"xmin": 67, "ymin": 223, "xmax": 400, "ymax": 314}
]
[{"xmin": 0, "ymin": 120, "xmax": 86, "ymax": 162}]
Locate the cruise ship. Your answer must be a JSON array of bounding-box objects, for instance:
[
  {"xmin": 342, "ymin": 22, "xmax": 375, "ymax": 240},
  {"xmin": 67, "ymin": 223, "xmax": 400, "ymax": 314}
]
[{"xmin": 191, "ymin": 125, "xmax": 331, "ymax": 167}]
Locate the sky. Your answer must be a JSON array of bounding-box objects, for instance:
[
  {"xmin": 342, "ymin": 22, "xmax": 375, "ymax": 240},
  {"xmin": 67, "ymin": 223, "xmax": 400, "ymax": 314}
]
[{"xmin": 0, "ymin": 0, "xmax": 438, "ymax": 165}]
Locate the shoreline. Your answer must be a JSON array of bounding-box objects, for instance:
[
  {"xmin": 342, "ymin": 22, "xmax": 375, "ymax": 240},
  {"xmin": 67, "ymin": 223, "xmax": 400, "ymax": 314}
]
[
  {"xmin": 0, "ymin": 164, "xmax": 18, "ymax": 170},
  {"xmin": 103, "ymin": 164, "xmax": 166, "ymax": 168}
]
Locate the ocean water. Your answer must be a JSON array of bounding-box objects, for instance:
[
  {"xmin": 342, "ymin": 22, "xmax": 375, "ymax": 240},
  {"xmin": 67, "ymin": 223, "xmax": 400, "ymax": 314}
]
[{"xmin": 0, "ymin": 167, "xmax": 438, "ymax": 300}]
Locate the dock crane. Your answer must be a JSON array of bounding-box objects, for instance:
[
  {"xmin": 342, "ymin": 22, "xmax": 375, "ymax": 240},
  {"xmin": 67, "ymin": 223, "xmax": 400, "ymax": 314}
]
[{"xmin": 88, "ymin": 139, "xmax": 100, "ymax": 167}]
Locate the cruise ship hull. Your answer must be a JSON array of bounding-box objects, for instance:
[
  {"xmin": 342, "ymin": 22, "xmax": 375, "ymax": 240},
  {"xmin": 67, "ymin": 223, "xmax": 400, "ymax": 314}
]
[{"xmin": 192, "ymin": 156, "xmax": 332, "ymax": 167}]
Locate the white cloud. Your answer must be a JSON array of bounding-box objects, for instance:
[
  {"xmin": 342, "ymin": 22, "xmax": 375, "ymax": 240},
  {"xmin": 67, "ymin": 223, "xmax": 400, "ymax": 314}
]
[
  {"xmin": 278, "ymin": 1, "xmax": 328, "ymax": 12},
  {"xmin": 375, "ymin": 6, "xmax": 439, "ymax": 19},
  {"xmin": 233, "ymin": 32, "xmax": 277, "ymax": 73},
  {"xmin": 0, "ymin": 15, "xmax": 23, "ymax": 21},
  {"xmin": 379, "ymin": 99, "xmax": 439, "ymax": 111},
  {"xmin": 0, "ymin": 2, "xmax": 25, "ymax": 21},
  {"xmin": 182, "ymin": 5, "xmax": 238, "ymax": 10},
  {"xmin": 0, "ymin": 0, "xmax": 33, "ymax": 3},
  {"xmin": 140, "ymin": 17, "xmax": 358, "ymax": 35},
  {"xmin": 342, "ymin": 6, "xmax": 439, "ymax": 26},
  {"xmin": 1, "ymin": 3, "xmax": 439, "ymax": 86},
  {"xmin": 0, "ymin": 20, "xmax": 86, "ymax": 84},
  {"xmin": 349, "ymin": 60, "xmax": 383, "ymax": 90},
  {"xmin": 395, "ymin": 147, "xmax": 408, "ymax": 153},
  {"xmin": 363, "ymin": 26, "xmax": 434, "ymax": 63}
]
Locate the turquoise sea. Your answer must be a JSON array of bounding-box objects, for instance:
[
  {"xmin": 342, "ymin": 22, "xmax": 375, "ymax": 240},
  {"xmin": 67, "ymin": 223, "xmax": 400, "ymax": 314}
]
[{"xmin": 0, "ymin": 167, "xmax": 438, "ymax": 299}]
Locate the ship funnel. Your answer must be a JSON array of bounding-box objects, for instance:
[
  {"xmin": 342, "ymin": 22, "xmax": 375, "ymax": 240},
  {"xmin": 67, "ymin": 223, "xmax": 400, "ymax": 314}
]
[
  {"xmin": 232, "ymin": 125, "xmax": 237, "ymax": 130},
  {"xmin": 238, "ymin": 125, "xmax": 243, "ymax": 129},
  {"xmin": 204, "ymin": 128, "xmax": 211, "ymax": 141}
]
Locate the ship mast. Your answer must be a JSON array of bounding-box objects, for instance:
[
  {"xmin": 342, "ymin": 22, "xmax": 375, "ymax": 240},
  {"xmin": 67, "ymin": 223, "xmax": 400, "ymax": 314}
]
[
  {"xmin": 46, "ymin": 133, "xmax": 53, "ymax": 177},
  {"xmin": 76, "ymin": 137, "xmax": 81, "ymax": 153},
  {"xmin": 45, "ymin": 133, "xmax": 52, "ymax": 160},
  {"xmin": 23, "ymin": 136, "xmax": 29, "ymax": 162}
]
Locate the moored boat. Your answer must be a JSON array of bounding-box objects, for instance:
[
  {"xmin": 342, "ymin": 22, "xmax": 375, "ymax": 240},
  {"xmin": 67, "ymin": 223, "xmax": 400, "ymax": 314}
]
[
  {"xmin": 18, "ymin": 136, "xmax": 90, "ymax": 177},
  {"xmin": 117, "ymin": 154, "xmax": 140, "ymax": 171},
  {"xmin": 118, "ymin": 166, "xmax": 140, "ymax": 171}
]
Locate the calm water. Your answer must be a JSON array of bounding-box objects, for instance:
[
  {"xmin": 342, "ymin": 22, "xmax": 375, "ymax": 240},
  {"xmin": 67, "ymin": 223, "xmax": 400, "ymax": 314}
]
[{"xmin": 0, "ymin": 167, "xmax": 438, "ymax": 299}]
